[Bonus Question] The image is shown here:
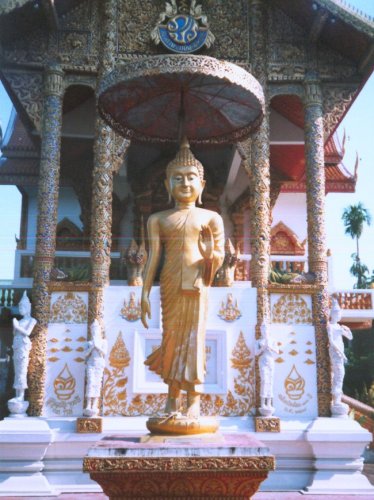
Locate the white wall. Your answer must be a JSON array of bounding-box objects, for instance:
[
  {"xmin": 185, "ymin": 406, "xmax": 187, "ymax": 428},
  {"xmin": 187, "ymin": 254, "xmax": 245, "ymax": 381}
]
[{"xmin": 272, "ymin": 192, "xmax": 308, "ymax": 245}]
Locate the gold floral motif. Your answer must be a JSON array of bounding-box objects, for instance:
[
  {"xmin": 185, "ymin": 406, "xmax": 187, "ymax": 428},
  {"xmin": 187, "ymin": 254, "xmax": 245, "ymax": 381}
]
[
  {"xmin": 76, "ymin": 417, "xmax": 102, "ymax": 433},
  {"xmin": 76, "ymin": 346, "xmax": 84, "ymax": 352},
  {"xmin": 304, "ymin": 359, "xmax": 315, "ymax": 365},
  {"xmin": 218, "ymin": 293, "xmax": 242, "ymax": 322},
  {"xmin": 275, "ymin": 357, "xmax": 284, "ymax": 363},
  {"xmin": 284, "ymin": 365, "xmax": 305, "ymax": 401},
  {"xmin": 289, "ymin": 349, "xmax": 298, "ymax": 356},
  {"xmin": 83, "ymin": 455, "xmax": 275, "ymax": 473},
  {"xmin": 49, "ymin": 338, "xmax": 59, "ymax": 343},
  {"xmin": 255, "ymin": 417, "xmax": 281, "ymax": 433},
  {"xmin": 271, "ymin": 294, "xmax": 312, "ymax": 324},
  {"xmin": 120, "ymin": 292, "xmax": 142, "ymax": 322},
  {"xmin": 62, "ymin": 346, "xmax": 72, "ymax": 352},
  {"xmin": 49, "ymin": 347, "xmax": 59, "ymax": 353},
  {"xmin": 102, "ymin": 330, "xmax": 255, "ymax": 417},
  {"xmin": 77, "ymin": 336, "xmax": 86, "ymax": 342},
  {"xmin": 74, "ymin": 357, "xmax": 85, "ymax": 363},
  {"xmin": 54, "ymin": 363, "xmax": 76, "ymax": 401},
  {"xmin": 48, "ymin": 356, "xmax": 59, "ymax": 362},
  {"xmin": 305, "ymin": 349, "xmax": 313, "ymax": 354},
  {"xmin": 50, "ymin": 292, "xmax": 88, "ymax": 323}
]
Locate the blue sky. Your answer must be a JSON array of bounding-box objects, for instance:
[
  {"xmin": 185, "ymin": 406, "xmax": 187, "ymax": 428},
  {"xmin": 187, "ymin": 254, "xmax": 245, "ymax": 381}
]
[{"xmin": 0, "ymin": 0, "xmax": 373, "ymax": 287}]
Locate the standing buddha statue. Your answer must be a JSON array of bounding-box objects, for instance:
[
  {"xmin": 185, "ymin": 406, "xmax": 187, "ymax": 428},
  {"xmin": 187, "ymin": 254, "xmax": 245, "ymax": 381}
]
[{"xmin": 141, "ymin": 137, "xmax": 225, "ymax": 434}]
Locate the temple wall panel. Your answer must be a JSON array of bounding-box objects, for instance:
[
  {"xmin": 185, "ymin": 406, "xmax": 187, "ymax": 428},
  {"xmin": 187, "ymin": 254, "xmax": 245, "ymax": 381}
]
[
  {"xmin": 43, "ymin": 291, "xmax": 89, "ymax": 417},
  {"xmin": 40, "ymin": 287, "xmax": 321, "ymax": 420},
  {"xmin": 272, "ymin": 193, "xmax": 308, "ymax": 248}
]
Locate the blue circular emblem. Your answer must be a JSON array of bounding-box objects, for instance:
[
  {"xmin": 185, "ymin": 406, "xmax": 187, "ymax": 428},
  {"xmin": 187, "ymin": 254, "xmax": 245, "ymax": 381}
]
[{"xmin": 159, "ymin": 14, "xmax": 208, "ymax": 54}]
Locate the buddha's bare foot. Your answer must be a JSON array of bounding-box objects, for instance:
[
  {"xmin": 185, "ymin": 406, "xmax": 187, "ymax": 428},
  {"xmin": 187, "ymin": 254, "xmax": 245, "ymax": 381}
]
[{"xmin": 186, "ymin": 392, "xmax": 200, "ymax": 419}]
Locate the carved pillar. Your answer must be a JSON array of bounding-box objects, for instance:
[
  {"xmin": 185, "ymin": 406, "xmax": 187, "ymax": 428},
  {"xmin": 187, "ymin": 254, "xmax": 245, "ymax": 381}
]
[
  {"xmin": 248, "ymin": 0, "xmax": 271, "ymax": 326},
  {"xmin": 247, "ymin": 0, "xmax": 271, "ymax": 412},
  {"xmin": 88, "ymin": 0, "xmax": 125, "ymax": 323},
  {"xmin": 29, "ymin": 64, "xmax": 64, "ymax": 415},
  {"xmin": 303, "ymin": 72, "xmax": 331, "ymax": 416}
]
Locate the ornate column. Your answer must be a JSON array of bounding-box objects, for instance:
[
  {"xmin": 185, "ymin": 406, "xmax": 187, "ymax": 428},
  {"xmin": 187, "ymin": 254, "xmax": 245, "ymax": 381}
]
[
  {"xmin": 303, "ymin": 72, "xmax": 331, "ymax": 416},
  {"xmin": 247, "ymin": 0, "xmax": 271, "ymax": 328},
  {"xmin": 244, "ymin": 0, "xmax": 272, "ymax": 418},
  {"xmin": 29, "ymin": 64, "xmax": 64, "ymax": 415},
  {"xmin": 88, "ymin": 0, "xmax": 125, "ymax": 323}
]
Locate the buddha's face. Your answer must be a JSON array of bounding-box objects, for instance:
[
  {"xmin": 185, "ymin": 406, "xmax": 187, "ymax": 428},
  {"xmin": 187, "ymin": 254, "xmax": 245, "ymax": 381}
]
[{"xmin": 165, "ymin": 165, "xmax": 205, "ymax": 204}]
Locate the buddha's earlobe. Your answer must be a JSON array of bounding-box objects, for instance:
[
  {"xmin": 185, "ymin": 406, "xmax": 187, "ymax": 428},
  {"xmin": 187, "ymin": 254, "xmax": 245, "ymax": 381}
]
[{"xmin": 164, "ymin": 179, "xmax": 172, "ymax": 204}]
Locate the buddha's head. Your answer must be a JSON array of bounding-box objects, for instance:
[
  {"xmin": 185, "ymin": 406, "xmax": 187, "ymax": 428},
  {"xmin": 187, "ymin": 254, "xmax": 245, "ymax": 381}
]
[{"xmin": 165, "ymin": 137, "xmax": 206, "ymax": 205}]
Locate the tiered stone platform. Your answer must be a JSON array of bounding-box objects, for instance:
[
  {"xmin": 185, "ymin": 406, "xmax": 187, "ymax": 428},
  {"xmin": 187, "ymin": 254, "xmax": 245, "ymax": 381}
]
[{"xmin": 83, "ymin": 433, "xmax": 275, "ymax": 499}]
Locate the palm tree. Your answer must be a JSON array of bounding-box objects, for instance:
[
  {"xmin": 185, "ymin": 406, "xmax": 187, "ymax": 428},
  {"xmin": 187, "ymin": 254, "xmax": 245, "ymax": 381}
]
[
  {"xmin": 342, "ymin": 202, "xmax": 371, "ymax": 259},
  {"xmin": 350, "ymin": 253, "xmax": 369, "ymax": 289}
]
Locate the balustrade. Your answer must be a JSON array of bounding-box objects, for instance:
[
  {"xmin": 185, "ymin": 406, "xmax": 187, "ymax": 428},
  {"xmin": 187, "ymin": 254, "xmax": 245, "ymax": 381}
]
[{"xmin": 336, "ymin": 291, "xmax": 373, "ymax": 310}]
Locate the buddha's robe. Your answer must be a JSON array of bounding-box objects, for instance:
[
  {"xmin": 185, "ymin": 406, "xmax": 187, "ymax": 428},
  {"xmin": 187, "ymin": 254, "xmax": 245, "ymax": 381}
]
[{"xmin": 145, "ymin": 206, "xmax": 224, "ymax": 392}]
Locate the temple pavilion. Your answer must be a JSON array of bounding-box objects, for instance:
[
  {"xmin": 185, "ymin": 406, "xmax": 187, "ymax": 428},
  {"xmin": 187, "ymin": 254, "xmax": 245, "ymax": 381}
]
[{"xmin": 0, "ymin": 0, "xmax": 373, "ymax": 496}]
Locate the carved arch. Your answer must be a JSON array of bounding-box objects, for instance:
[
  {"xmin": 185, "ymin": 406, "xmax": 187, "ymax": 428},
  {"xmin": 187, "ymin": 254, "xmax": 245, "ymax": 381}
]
[
  {"xmin": 270, "ymin": 221, "xmax": 305, "ymax": 256},
  {"xmin": 56, "ymin": 217, "xmax": 84, "ymax": 250}
]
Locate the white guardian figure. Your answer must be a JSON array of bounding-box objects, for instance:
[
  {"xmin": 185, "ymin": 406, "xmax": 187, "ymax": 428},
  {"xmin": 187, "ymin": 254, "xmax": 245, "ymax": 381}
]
[
  {"xmin": 8, "ymin": 291, "xmax": 37, "ymax": 417},
  {"xmin": 328, "ymin": 297, "xmax": 353, "ymax": 417},
  {"xmin": 256, "ymin": 322, "xmax": 279, "ymax": 417},
  {"xmin": 83, "ymin": 319, "xmax": 108, "ymax": 417}
]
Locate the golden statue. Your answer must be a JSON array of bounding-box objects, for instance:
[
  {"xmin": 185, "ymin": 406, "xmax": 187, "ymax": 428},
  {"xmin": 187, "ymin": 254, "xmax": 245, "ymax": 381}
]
[{"xmin": 141, "ymin": 137, "xmax": 224, "ymax": 434}]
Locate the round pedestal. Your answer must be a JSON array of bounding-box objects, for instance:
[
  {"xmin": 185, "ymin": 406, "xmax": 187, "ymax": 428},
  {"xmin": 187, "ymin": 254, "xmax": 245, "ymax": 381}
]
[
  {"xmin": 7, "ymin": 398, "xmax": 29, "ymax": 418},
  {"xmin": 146, "ymin": 415, "xmax": 219, "ymax": 435}
]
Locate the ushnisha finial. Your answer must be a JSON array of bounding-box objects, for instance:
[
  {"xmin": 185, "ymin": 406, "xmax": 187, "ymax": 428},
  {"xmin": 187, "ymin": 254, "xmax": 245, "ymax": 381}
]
[{"xmin": 166, "ymin": 136, "xmax": 204, "ymax": 180}]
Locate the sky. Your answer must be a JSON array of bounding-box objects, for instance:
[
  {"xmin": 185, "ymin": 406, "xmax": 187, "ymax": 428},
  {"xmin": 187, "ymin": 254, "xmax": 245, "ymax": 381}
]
[{"xmin": 0, "ymin": 0, "xmax": 373, "ymax": 287}]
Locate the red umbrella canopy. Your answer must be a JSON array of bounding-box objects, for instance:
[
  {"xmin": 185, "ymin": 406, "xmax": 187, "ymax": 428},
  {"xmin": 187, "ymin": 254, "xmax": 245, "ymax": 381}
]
[{"xmin": 98, "ymin": 55, "xmax": 264, "ymax": 145}]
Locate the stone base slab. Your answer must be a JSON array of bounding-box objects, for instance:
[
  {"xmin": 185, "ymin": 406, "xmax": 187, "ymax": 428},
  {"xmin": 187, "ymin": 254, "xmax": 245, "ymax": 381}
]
[
  {"xmin": 83, "ymin": 433, "xmax": 275, "ymax": 499},
  {"xmin": 0, "ymin": 417, "xmax": 372, "ymax": 496}
]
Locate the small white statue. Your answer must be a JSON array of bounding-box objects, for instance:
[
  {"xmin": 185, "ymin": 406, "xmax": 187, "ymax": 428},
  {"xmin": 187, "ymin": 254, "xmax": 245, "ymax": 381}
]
[
  {"xmin": 256, "ymin": 322, "xmax": 279, "ymax": 417},
  {"xmin": 328, "ymin": 297, "xmax": 353, "ymax": 417},
  {"xmin": 83, "ymin": 319, "xmax": 108, "ymax": 417},
  {"xmin": 8, "ymin": 291, "xmax": 37, "ymax": 417}
]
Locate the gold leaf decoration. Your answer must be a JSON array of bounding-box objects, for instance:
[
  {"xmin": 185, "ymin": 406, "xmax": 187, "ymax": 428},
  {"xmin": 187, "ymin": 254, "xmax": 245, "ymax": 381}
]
[
  {"xmin": 290, "ymin": 340, "xmax": 297, "ymax": 344},
  {"xmin": 49, "ymin": 348, "xmax": 59, "ymax": 353},
  {"xmin": 109, "ymin": 332, "xmax": 130, "ymax": 369},
  {"xmin": 284, "ymin": 365, "xmax": 305, "ymax": 400},
  {"xmin": 218, "ymin": 293, "xmax": 242, "ymax": 322},
  {"xmin": 76, "ymin": 346, "xmax": 84, "ymax": 352},
  {"xmin": 48, "ymin": 356, "xmax": 59, "ymax": 362},
  {"xmin": 306, "ymin": 341, "xmax": 312, "ymax": 345},
  {"xmin": 102, "ymin": 331, "xmax": 255, "ymax": 418},
  {"xmin": 271, "ymin": 294, "xmax": 312, "ymax": 324},
  {"xmin": 64, "ymin": 338, "xmax": 72, "ymax": 342},
  {"xmin": 305, "ymin": 349, "xmax": 313, "ymax": 355},
  {"xmin": 304, "ymin": 359, "xmax": 315, "ymax": 365},
  {"xmin": 275, "ymin": 357, "xmax": 284, "ymax": 363},
  {"xmin": 77, "ymin": 336, "xmax": 86, "ymax": 342},
  {"xmin": 289, "ymin": 349, "xmax": 298, "ymax": 356},
  {"xmin": 49, "ymin": 338, "xmax": 59, "ymax": 343},
  {"xmin": 53, "ymin": 364, "xmax": 76, "ymax": 400},
  {"xmin": 74, "ymin": 357, "xmax": 85, "ymax": 363},
  {"xmin": 50, "ymin": 292, "xmax": 88, "ymax": 324},
  {"xmin": 62, "ymin": 346, "xmax": 72, "ymax": 352},
  {"xmin": 120, "ymin": 292, "xmax": 142, "ymax": 321}
]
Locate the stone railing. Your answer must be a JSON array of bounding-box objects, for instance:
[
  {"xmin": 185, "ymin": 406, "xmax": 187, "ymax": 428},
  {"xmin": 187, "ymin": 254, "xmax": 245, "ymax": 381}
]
[
  {"xmin": 0, "ymin": 284, "xmax": 32, "ymax": 310},
  {"xmin": 335, "ymin": 290, "xmax": 373, "ymax": 310}
]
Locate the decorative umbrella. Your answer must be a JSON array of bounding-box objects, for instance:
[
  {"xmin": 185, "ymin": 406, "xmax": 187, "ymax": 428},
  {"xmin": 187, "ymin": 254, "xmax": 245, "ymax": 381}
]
[{"xmin": 98, "ymin": 55, "xmax": 264, "ymax": 145}]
